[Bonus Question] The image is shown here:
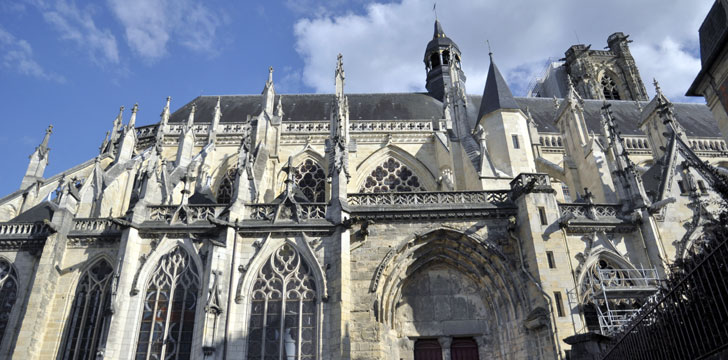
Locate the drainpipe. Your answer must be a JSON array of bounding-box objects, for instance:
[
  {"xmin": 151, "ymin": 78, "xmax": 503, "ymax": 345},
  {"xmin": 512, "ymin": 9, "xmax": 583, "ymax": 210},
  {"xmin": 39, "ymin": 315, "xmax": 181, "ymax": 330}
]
[{"xmin": 509, "ymin": 226, "xmax": 563, "ymax": 360}]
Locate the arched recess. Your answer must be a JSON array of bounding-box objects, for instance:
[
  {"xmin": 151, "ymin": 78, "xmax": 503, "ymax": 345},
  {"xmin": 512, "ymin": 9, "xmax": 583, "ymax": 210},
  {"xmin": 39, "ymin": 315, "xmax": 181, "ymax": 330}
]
[
  {"xmin": 57, "ymin": 255, "xmax": 115, "ymax": 360},
  {"xmin": 131, "ymin": 238, "xmax": 204, "ymax": 360},
  {"xmin": 236, "ymin": 235, "xmax": 326, "ymax": 359},
  {"xmin": 372, "ymin": 228, "xmax": 527, "ymax": 346},
  {"xmin": 598, "ymin": 69, "xmax": 626, "ymax": 101},
  {"xmin": 352, "ymin": 145, "xmax": 438, "ymax": 193},
  {"xmin": 0, "ymin": 257, "xmax": 18, "ymax": 346},
  {"xmin": 577, "ymin": 251, "xmax": 643, "ymax": 333},
  {"xmin": 276, "ymin": 149, "xmax": 328, "ymax": 202}
]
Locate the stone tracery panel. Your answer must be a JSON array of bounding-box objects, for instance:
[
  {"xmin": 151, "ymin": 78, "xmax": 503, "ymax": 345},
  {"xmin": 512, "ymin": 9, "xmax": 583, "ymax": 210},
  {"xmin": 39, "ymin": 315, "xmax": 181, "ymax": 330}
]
[
  {"xmin": 294, "ymin": 159, "xmax": 326, "ymax": 202},
  {"xmin": 247, "ymin": 243, "xmax": 317, "ymax": 359},
  {"xmin": 360, "ymin": 158, "xmax": 426, "ymax": 193},
  {"xmin": 135, "ymin": 247, "xmax": 201, "ymax": 360},
  {"xmin": 0, "ymin": 259, "xmax": 17, "ymax": 345},
  {"xmin": 216, "ymin": 168, "xmax": 237, "ymax": 204},
  {"xmin": 601, "ymin": 75, "xmax": 621, "ymax": 100},
  {"xmin": 60, "ymin": 259, "xmax": 114, "ymax": 360}
]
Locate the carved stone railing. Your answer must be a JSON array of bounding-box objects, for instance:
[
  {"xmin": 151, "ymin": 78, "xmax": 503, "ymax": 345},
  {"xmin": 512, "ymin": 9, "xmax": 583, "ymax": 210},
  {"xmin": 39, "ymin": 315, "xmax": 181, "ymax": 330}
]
[
  {"xmin": 347, "ymin": 190, "xmax": 512, "ymax": 207},
  {"xmin": 622, "ymin": 136, "xmax": 650, "ymax": 152},
  {"xmin": 350, "ymin": 120, "xmax": 433, "ymax": 132},
  {"xmin": 0, "ymin": 222, "xmax": 52, "ymax": 238},
  {"xmin": 590, "ymin": 50, "xmax": 617, "ymax": 57},
  {"xmin": 689, "ymin": 137, "xmax": 728, "ymax": 154},
  {"xmin": 559, "ymin": 203, "xmax": 621, "ymax": 219},
  {"xmin": 283, "ymin": 122, "xmax": 329, "ymax": 133},
  {"xmin": 72, "ymin": 218, "xmax": 123, "ymax": 234},
  {"xmin": 245, "ymin": 203, "xmax": 327, "ymax": 221},
  {"xmin": 147, "ymin": 205, "xmax": 226, "ymax": 224},
  {"xmin": 136, "ymin": 124, "xmax": 158, "ymax": 139},
  {"xmin": 539, "ymin": 133, "xmax": 564, "ymax": 150},
  {"xmin": 510, "ymin": 173, "xmax": 553, "ymax": 200},
  {"xmin": 282, "ymin": 120, "xmax": 434, "ymax": 134}
]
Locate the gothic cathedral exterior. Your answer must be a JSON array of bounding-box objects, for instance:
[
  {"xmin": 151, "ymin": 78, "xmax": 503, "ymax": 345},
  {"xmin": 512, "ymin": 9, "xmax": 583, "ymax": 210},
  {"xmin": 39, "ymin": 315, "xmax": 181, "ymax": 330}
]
[{"xmin": 0, "ymin": 21, "xmax": 726, "ymax": 360}]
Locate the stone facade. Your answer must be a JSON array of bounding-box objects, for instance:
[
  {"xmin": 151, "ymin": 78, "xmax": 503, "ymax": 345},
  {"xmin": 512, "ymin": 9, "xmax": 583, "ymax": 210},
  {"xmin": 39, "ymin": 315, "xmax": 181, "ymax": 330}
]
[{"xmin": 0, "ymin": 20, "xmax": 727, "ymax": 360}]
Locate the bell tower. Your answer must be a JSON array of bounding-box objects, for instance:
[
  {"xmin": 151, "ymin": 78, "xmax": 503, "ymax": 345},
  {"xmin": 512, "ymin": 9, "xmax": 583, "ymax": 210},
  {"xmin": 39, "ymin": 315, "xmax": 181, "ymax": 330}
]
[{"xmin": 424, "ymin": 20, "xmax": 466, "ymax": 102}]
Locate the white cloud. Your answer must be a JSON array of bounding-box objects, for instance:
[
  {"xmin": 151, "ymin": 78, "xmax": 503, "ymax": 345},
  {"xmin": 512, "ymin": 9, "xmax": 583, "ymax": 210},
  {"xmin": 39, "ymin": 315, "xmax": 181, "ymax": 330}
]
[
  {"xmin": 293, "ymin": 0, "xmax": 713, "ymax": 101},
  {"xmin": 0, "ymin": 26, "xmax": 65, "ymax": 82},
  {"xmin": 36, "ymin": 0, "xmax": 120, "ymax": 65},
  {"xmin": 107, "ymin": 0, "xmax": 223, "ymax": 62}
]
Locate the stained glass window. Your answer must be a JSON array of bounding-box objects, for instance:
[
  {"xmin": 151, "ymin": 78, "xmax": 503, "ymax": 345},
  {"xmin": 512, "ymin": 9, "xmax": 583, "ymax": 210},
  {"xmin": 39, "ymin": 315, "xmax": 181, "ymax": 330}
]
[
  {"xmin": 360, "ymin": 158, "xmax": 426, "ymax": 193},
  {"xmin": 601, "ymin": 75, "xmax": 621, "ymax": 100},
  {"xmin": 135, "ymin": 247, "xmax": 200, "ymax": 360},
  {"xmin": 0, "ymin": 259, "xmax": 17, "ymax": 344},
  {"xmin": 61, "ymin": 259, "xmax": 114, "ymax": 360},
  {"xmin": 217, "ymin": 168, "xmax": 237, "ymax": 204},
  {"xmin": 247, "ymin": 244, "xmax": 317, "ymax": 360},
  {"xmin": 294, "ymin": 159, "xmax": 326, "ymax": 202}
]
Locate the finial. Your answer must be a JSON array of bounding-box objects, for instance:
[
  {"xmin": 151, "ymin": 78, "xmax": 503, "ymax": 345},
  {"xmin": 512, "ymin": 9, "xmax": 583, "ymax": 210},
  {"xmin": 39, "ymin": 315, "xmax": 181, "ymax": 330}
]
[
  {"xmin": 128, "ymin": 103, "xmax": 138, "ymax": 128},
  {"xmin": 653, "ymin": 78, "xmax": 662, "ymax": 96},
  {"xmin": 433, "ymin": 2, "xmax": 437, "ymax": 21},
  {"xmin": 161, "ymin": 96, "xmax": 171, "ymax": 125},
  {"xmin": 39, "ymin": 124, "xmax": 53, "ymax": 150},
  {"xmin": 268, "ymin": 66, "xmax": 274, "ymax": 84},
  {"xmin": 336, "ymin": 53, "xmax": 344, "ymax": 76},
  {"xmin": 275, "ymin": 95, "xmax": 284, "ymax": 117},
  {"xmin": 187, "ymin": 104, "xmax": 196, "ymax": 128},
  {"xmin": 114, "ymin": 106, "xmax": 125, "ymax": 129},
  {"xmin": 486, "ymin": 40, "xmax": 493, "ymax": 58}
]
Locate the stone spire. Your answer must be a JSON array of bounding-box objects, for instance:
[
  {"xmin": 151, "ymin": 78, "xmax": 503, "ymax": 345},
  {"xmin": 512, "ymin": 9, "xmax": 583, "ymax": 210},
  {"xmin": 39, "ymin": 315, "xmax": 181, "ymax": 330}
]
[
  {"xmin": 601, "ymin": 102, "xmax": 650, "ymax": 208},
  {"xmin": 186, "ymin": 104, "xmax": 196, "ymax": 128},
  {"xmin": 160, "ymin": 96, "xmax": 171, "ymax": 127},
  {"xmin": 478, "ymin": 53, "xmax": 519, "ymax": 120},
  {"xmin": 209, "ymin": 96, "xmax": 222, "ymax": 144},
  {"xmin": 21, "ymin": 125, "xmax": 53, "ymax": 189},
  {"xmin": 262, "ymin": 66, "xmax": 276, "ymax": 116},
  {"xmin": 128, "ymin": 103, "xmax": 138, "ymax": 129},
  {"xmin": 113, "ymin": 106, "xmax": 124, "ymax": 134},
  {"xmin": 327, "ymin": 54, "xmax": 350, "ymax": 223},
  {"xmin": 176, "ymin": 104, "xmax": 196, "ymax": 167}
]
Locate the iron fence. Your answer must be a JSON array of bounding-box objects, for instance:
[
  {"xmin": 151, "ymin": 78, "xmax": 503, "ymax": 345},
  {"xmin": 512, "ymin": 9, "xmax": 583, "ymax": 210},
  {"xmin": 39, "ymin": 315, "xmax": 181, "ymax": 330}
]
[{"xmin": 600, "ymin": 235, "xmax": 728, "ymax": 359}]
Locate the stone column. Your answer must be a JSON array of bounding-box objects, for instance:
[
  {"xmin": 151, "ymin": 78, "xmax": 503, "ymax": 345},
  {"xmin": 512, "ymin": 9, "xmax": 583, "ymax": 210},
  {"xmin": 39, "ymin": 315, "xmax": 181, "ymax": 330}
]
[
  {"xmin": 475, "ymin": 336, "xmax": 489, "ymax": 360},
  {"xmin": 438, "ymin": 336, "xmax": 452, "ymax": 360}
]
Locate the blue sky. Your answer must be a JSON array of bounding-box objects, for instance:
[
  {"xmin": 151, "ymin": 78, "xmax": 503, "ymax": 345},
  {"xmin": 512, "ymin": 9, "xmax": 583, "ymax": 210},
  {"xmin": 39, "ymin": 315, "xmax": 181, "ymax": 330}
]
[{"xmin": 0, "ymin": 0, "xmax": 714, "ymax": 196}]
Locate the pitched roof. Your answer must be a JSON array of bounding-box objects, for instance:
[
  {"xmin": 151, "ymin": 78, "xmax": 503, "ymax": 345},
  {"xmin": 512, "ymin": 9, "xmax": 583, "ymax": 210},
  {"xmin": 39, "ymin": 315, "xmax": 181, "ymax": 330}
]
[
  {"xmin": 167, "ymin": 94, "xmax": 722, "ymax": 138},
  {"xmin": 477, "ymin": 55, "xmax": 520, "ymax": 119}
]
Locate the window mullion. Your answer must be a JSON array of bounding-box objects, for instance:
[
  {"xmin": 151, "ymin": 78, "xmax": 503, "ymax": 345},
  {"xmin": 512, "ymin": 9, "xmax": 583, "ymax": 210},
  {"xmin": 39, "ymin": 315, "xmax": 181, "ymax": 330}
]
[
  {"xmin": 279, "ymin": 276, "xmax": 288, "ymax": 360},
  {"xmin": 261, "ymin": 297, "xmax": 269, "ymax": 359},
  {"xmin": 298, "ymin": 299, "xmax": 303, "ymax": 360},
  {"xmin": 161, "ymin": 268, "xmax": 179, "ymax": 360},
  {"xmin": 146, "ymin": 288, "xmax": 161, "ymax": 360}
]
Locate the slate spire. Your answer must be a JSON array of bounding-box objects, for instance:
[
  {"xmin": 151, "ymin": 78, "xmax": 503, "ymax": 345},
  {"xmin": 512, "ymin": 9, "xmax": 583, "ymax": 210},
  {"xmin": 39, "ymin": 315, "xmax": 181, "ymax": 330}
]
[
  {"xmin": 434, "ymin": 19, "xmax": 445, "ymax": 38},
  {"xmin": 478, "ymin": 53, "xmax": 519, "ymax": 119}
]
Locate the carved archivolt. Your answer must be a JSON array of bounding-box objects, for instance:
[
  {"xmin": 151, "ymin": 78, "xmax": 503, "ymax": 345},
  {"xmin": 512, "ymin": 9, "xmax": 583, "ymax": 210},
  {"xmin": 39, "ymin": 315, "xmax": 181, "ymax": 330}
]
[
  {"xmin": 371, "ymin": 228, "xmax": 525, "ymax": 330},
  {"xmin": 352, "ymin": 145, "xmax": 437, "ymax": 192}
]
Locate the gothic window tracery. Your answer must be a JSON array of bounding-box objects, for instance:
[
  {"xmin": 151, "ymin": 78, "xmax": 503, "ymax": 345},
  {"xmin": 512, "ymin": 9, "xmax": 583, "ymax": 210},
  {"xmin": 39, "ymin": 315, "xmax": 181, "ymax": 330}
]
[
  {"xmin": 217, "ymin": 168, "xmax": 237, "ymax": 204},
  {"xmin": 601, "ymin": 75, "xmax": 621, "ymax": 100},
  {"xmin": 135, "ymin": 247, "xmax": 200, "ymax": 360},
  {"xmin": 360, "ymin": 158, "xmax": 426, "ymax": 193},
  {"xmin": 247, "ymin": 243, "xmax": 317, "ymax": 360},
  {"xmin": 0, "ymin": 259, "xmax": 17, "ymax": 344},
  {"xmin": 61, "ymin": 259, "xmax": 114, "ymax": 360},
  {"xmin": 582, "ymin": 258, "xmax": 638, "ymax": 333},
  {"xmin": 294, "ymin": 159, "xmax": 326, "ymax": 202}
]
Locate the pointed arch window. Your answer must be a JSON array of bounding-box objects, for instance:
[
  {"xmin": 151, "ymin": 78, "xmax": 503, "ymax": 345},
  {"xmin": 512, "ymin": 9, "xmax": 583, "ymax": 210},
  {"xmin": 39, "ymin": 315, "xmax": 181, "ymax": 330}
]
[
  {"xmin": 582, "ymin": 258, "xmax": 639, "ymax": 333},
  {"xmin": 217, "ymin": 168, "xmax": 237, "ymax": 204},
  {"xmin": 247, "ymin": 243, "xmax": 318, "ymax": 359},
  {"xmin": 601, "ymin": 75, "xmax": 621, "ymax": 100},
  {"xmin": 0, "ymin": 259, "xmax": 18, "ymax": 344},
  {"xmin": 135, "ymin": 247, "xmax": 201, "ymax": 360},
  {"xmin": 61, "ymin": 259, "xmax": 114, "ymax": 360},
  {"xmin": 360, "ymin": 158, "xmax": 426, "ymax": 193},
  {"xmin": 294, "ymin": 159, "xmax": 326, "ymax": 202}
]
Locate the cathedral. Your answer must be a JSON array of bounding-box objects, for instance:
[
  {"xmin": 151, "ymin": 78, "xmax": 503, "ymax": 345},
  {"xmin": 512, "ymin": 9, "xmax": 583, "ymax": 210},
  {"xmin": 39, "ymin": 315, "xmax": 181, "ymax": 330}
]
[{"xmin": 0, "ymin": 20, "xmax": 726, "ymax": 360}]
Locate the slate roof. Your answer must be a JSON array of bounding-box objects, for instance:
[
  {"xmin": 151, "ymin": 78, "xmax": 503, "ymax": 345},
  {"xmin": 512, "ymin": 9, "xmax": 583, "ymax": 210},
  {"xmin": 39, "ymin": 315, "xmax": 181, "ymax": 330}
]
[
  {"xmin": 478, "ymin": 55, "xmax": 520, "ymax": 119},
  {"xmin": 9, "ymin": 201, "xmax": 58, "ymax": 223},
  {"xmin": 168, "ymin": 93, "xmax": 722, "ymax": 138}
]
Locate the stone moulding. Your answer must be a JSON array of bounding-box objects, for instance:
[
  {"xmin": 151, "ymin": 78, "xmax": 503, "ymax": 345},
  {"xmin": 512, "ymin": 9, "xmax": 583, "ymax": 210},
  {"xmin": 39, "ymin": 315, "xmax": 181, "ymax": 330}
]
[{"xmin": 0, "ymin": 221, "xmax": 54, "ymax": 251}]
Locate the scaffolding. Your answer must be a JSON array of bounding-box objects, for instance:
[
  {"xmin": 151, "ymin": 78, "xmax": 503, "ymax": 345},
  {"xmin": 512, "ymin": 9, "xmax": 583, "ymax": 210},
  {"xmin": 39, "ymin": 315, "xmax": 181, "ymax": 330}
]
[{"xmin": 586, "ymin": 267, "xmax": 659, "ymax": 335}]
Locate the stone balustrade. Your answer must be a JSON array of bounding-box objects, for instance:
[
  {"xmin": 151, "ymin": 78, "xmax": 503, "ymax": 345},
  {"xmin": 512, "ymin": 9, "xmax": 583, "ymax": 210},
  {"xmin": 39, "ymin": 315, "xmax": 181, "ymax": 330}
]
[
  {"xmin": 72, "ymin": 218, "xmax": 123, "ymax": 233},
  {"xmin": 147, "ymin": 205, "xmax": 226, "ymax": 224},
  {"xmin": 0, "ymin": 222, "xmax": 51, "ymax": 238},
  {"xmin": 558, "ymin": 203, "xmax": 621, "ymax": 219},
  {"xmin": 347, "ymin": 190, "xmax": 511, "ymax": 206},
  {"xmin": 245, "ymin": 203, "xmax": 327, "ymax": 221}
]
